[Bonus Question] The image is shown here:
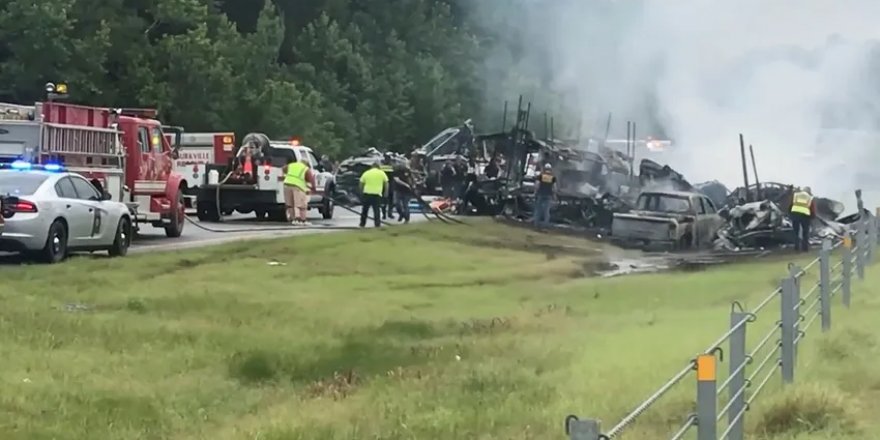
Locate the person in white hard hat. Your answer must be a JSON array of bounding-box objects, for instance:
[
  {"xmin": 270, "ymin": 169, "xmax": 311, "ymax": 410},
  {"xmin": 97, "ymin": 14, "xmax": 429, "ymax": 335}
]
[{"xmin": 533, "ymin": 162, "xmax": 557, "ymax": 228}]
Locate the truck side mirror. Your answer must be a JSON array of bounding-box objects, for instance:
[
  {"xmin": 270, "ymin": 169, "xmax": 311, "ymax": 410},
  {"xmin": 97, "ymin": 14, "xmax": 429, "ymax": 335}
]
[{"xmin": 102, "ymin": 191, "xmax": 112, "ymax": 201}]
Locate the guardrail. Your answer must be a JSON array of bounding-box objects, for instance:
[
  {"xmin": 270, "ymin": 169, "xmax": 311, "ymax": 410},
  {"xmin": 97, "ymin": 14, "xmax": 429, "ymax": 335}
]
[{"xmin": 564, "ymin": 212, "xmax": 879, "ymax": 440}]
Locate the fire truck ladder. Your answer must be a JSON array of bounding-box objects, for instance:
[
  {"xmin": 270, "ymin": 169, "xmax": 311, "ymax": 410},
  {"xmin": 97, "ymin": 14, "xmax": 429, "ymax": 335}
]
[{"xmin": 39, "ymin": 122, "xmax": 124, "ymax": 168}]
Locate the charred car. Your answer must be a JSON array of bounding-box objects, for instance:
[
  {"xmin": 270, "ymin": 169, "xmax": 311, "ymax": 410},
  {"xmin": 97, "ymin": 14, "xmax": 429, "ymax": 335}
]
[{"xmin": 612, "ymin": 190, "xmax": 725, "ymax": 250}]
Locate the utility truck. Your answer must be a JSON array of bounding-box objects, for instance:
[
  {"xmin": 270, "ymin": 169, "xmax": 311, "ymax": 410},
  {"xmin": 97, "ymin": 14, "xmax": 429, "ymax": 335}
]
[
  {"xmin": 0, "ymin": 100, "xmax": 186, "ymax": 237},
  {"xmin": 194, "ymin": 134, "xmax": 336, "ymax": 221},
  {"xmin": 169, "ymin": 132, "xmax": 235, "ymax": 211}
]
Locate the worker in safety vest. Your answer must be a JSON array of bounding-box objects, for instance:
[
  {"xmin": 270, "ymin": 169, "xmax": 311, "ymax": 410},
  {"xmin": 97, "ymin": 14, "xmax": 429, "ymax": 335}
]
[
  {"xmin": 283, "ymin": 157, "xmax": 316, "ymax": 226},
  {"xmin": 790, "ymin": 186, "xmax": 815, "ymax": 252},
  {"xmin": 359, "ymin": 161, "xmax": 389, "ymax": 228}
]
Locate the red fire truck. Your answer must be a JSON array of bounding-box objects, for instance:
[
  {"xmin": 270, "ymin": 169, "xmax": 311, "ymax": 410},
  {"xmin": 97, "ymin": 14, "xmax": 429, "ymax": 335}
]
[{"xmin": 0, "ymin": 101, "xmax": 187, "ymax": 237}]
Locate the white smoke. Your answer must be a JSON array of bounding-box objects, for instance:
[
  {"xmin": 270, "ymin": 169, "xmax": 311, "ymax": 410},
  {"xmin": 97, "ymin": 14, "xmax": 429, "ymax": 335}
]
[{"xmin": 471, "ymin": 0, "xmax": 880, "ymax": 208}]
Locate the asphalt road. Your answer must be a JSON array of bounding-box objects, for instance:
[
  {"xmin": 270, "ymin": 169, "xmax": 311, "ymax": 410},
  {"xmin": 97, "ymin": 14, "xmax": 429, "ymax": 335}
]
[{"xmin": 131, "ymin": 206, "xmax": 421, "ymax": 254}]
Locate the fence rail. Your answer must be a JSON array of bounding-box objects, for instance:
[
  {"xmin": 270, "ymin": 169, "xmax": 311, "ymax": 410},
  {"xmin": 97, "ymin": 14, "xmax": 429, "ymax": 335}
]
[{"xmin": 564, "ymin": 211, "xmax": 879, "ymax": 440}]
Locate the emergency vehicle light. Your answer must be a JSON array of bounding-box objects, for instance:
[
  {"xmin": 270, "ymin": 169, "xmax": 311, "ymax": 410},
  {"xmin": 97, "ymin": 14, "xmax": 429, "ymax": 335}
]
[
  {"xmin": 4, "ymin": 161, "xmax": 64, "ymax": 172},
  {"xmin": 119, "ymin": 108, "xmax": 159, "ymax": 119}
]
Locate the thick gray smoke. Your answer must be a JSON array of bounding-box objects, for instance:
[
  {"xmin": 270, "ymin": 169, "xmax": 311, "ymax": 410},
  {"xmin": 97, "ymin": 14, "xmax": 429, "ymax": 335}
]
[{"xmin": 471, "ymin": 0, "xmax": 880, "ymax": 207}]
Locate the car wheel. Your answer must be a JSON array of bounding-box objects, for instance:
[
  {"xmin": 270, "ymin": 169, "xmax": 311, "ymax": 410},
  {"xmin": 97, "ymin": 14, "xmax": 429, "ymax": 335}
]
[
  {"xmin": 109, "ymin": 217, "xmax": 131, "ymax": 257},
  {"xmin": 164, "ymin": 190, "xmax": 185, "ymax": 238},
  {"xmin": 41, "ymin": 220, "xmax": 68, "ymax": 264},
  {"xmin": 322, "ymin": 195, "xmax": 334, "ymax": 220}
]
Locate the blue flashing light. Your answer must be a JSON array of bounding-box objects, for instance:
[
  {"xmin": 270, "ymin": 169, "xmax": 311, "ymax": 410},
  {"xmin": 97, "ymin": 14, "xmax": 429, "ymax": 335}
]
[
  {"xmin": 10, "ymin": 160, "xmax": 31, "ymax": 170},
  {"xmin": 43, "ymin": 163, "xmax": 63, "ymax": 172}
]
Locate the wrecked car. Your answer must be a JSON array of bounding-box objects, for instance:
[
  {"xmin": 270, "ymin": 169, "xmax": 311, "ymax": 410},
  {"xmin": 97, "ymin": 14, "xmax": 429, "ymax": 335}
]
[
  {"xmin": 335, "ymin": 148, "xmax": 412, "ymax": 204},
  {"xmin": 612, "ymin": 191, "xmax": 725, "ymax": 250}
]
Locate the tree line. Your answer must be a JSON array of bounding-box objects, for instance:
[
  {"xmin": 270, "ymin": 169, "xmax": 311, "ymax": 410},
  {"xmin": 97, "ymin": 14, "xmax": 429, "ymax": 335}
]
[{"xmin": 0, "ymin": 0, "xmax": 539, "ymax": 158}]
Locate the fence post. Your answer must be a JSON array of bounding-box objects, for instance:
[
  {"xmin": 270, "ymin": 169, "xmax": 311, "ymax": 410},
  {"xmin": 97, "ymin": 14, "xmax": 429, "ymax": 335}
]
[
  {"xmin": 566, "ymin": 418, "xmax": 600, "ymax": 440},
  {"xmin": 727, "ymin": 308, "xmax": 748, "ymax": 440},
  {"xmin": 780, "ymin": 274, "xmax": 797, "ymax": 384},
  {"xmin": 819, "ymin": 239, "xmax": 832, "ymax": 332},
  {"xmin": 695, "ymin": 354, "xmax": 717, "ymax": 440},
  {"xmin": 843, "ymin": 232, "xmax": 852, "ymax": 307},
  {"xmin": 789, "ymin": 265, "xmax": 801, "ymax": 358},
  {"xmin": 856, "ymin": 222, "xmax": 866, "ymax": 281}
]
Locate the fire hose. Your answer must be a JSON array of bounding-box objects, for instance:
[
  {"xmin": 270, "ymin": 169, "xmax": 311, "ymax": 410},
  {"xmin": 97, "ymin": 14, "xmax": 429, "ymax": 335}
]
[{"xmin": 182, "ymin": 188, "xmax": 463, "ymax": 234}]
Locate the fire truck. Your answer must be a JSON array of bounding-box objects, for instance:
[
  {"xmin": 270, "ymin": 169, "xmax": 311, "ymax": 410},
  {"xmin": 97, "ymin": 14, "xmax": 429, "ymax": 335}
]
[
  {"xmin": 170, "ymin": 132, "xmax": 235, "ymax": 211},
  {"xmin": 0, "ymin": 101, "xmax": 187, "ymax": 237}
]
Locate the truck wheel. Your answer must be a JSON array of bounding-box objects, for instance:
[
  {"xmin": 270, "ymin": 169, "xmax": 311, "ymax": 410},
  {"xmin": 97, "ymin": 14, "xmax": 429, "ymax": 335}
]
[
  {"xmin": 108, "ymin": 217, "xmax": 131, "ymax": 257},
  {"xmin": 322, "ymin": 196, "xmax": 334, "ymax": 220},
  {"xmin": 165, "ymin": 190, "xmax": 185, "ymax": 238},
  {"xmin": 196, "ymin": 202, "xmax": 220, "ymax": 222},
  {"xmin": 268, "ymin": 208, "xmax": 287, "ymax": 222},
  {"xmin": 40, "ymin": 220, "xmax": 68, "ymax": 264}
]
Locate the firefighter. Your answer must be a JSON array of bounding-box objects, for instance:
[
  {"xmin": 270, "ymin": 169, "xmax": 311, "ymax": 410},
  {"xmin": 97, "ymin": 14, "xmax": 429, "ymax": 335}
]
[
  {"xmin": 283, "ymin": 157, "xmax": 316, "ymax": 226},
  {"xmin": 359, "ymin": 161, "xmax": 388, "ymax": 228},
  {"xmin": 534, "ymin": 163, "xmax": 557, "ymax": 228},
  {"xmin": 790, "ymin": 186, "xmax": 815, "ymax": 252}
]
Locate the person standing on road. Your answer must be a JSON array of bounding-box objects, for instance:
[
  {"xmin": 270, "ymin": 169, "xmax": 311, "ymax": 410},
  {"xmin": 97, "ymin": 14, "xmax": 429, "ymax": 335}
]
[
  {"xmin": 790, "ymin": 186, "xmax": 815, "ymax": 252},
  {"xmin": 533, "ymin": 163, "xmax": 557, "ymax": 229},
  {"xmin": 283, "ymin": 157, "xmax": 316, "ymax": 226},
  {"xmin": 440, "ymin": 160, "xmax": 456, "ymax": 199},
  {"xmin": 359, "ymin": 161, "xmax": 388, "ymax": 228},
  {"xmin": 392, "ymin": 165, "xmax": 414, "ymax": 223}
]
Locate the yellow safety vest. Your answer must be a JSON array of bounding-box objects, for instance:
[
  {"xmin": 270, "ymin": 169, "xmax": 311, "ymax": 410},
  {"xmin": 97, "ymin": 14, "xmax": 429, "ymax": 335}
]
[
  {"xmin": 791, "ymin": 191, "xmax": 812, "ymax": 216},
  {"xmin": 284, "ymin": 162, "xmax": 308, "ymax": 191}
]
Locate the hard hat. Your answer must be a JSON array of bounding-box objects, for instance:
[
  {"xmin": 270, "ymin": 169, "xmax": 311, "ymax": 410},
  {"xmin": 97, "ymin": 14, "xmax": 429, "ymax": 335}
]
[
  {"xmin": 543, "ymin": 163, "xmax": 552, "ymax": 170},
  {"xmin": 804, "ymin": 186, "xmax": 812, "ymax": 195}
]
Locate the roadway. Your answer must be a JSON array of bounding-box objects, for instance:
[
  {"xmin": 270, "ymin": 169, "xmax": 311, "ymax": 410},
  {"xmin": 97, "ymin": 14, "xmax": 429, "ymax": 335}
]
[{"xmin": 131, "ymin": 207, "xmax": 420, "ymax": 254}]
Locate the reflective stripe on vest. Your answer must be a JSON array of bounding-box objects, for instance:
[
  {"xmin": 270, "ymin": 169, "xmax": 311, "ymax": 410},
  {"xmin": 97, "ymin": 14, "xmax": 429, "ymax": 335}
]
[
  {"xmin": 284, "ymin": 162, "xmax": 308, "ymax": 191},
  {"xmin": 791, "ymin": 191, "xmax": 812, "ymax": 215}
]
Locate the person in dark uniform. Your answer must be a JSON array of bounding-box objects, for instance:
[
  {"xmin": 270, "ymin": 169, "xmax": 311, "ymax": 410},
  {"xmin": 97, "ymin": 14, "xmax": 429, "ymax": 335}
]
[
  {"xmin": 484, "ymin": 157, "xmax": 499, "ymax": 179},
  {"xmin": 392, "ymin": 165, "xmax": 414, "ymax": 223},
  {"xmin": 533, "ymin": 163, "xmax": 557, "ymax": 228},
  {"xmin": 440, "ymin": 160, "xmax": 456, "ymax": 199}
]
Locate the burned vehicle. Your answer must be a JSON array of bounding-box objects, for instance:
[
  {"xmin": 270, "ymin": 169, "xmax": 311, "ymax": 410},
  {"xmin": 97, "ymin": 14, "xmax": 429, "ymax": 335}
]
[
  {"xmin": 334, "ymin": 148, "xmax": 411, "ymax": 204},
  {"xmin": 612, "ymin": 190, "xmax": 725, "ymax": 250}
]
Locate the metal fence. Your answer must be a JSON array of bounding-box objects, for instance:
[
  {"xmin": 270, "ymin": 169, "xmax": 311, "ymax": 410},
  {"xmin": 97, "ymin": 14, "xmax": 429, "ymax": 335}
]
[{"xmin": 564, "ymin": 213, "xmax": 879, "ymax": 440}]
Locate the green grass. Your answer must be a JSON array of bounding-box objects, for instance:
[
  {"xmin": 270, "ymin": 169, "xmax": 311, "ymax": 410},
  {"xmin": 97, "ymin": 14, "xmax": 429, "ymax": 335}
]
[{"xmin": 0, "ymin": 220, "xmax": 878, "ymax": 440}]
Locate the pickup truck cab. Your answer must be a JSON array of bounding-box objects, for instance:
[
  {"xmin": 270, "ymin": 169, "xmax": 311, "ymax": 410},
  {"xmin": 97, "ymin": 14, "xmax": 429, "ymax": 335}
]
[
  {"xmin": 612, "ymin": 190, "xmax": 724, "ymax": 250},
  {"xmin": 260, "ymin": 142, "xmax": 336, "ymax": 219}
]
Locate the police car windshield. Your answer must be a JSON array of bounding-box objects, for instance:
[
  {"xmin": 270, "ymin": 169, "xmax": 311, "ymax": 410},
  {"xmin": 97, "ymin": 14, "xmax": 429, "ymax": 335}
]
[{"xmin": 0, "ymin": 171, "xmax": 48, "ymax": 196}]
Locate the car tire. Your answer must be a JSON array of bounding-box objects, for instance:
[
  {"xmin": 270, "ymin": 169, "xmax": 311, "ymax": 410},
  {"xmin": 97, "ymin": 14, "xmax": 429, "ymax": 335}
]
[
  {"xmin": 40, "ymin": 220, "xmax": 68, "ymax": 264},
  {"xmin": 164, "ymin": 190, "xmax": 185, "ymax": 238},
  {"xmin": 108, "ymin": 217, "xmax": 131, "ymax": 257},
  {"xmin": 322, "ymin": 194, "xmax": 334, "ymax": 220}
]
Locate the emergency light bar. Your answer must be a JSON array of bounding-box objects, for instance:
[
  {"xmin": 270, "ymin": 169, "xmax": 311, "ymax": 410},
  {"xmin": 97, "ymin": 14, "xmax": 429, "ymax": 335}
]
[
  {"xmin": 118, "ymin": 108, "xmax": 159, "ymax": 119},
  {"xmin": 2, "ymin": 160, "xmax": 65, "ymax": 172}
]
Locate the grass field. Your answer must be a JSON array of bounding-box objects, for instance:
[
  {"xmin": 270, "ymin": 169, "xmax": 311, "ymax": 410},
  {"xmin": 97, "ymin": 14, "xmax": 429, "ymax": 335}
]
[{"xmin": 0, "ymin": 220, "xmax": 878, "ymax": 440}]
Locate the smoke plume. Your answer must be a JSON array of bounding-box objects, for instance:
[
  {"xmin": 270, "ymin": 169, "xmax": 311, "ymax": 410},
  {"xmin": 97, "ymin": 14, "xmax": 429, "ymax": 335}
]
[{"xmin": 470, "ymin": 0, "xmax": 880, "ymax": 207}]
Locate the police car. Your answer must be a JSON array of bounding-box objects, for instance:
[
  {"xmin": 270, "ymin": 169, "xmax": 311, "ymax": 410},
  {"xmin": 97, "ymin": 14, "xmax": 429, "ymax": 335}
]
[{"xmin": 0, "ymin": 161, "xmax": 133, "ymax": 263}]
